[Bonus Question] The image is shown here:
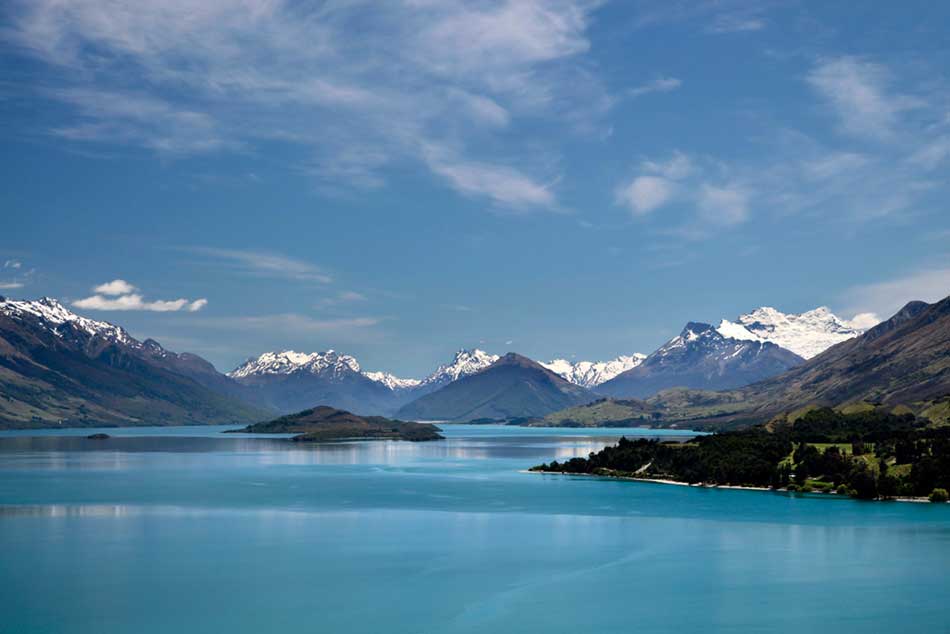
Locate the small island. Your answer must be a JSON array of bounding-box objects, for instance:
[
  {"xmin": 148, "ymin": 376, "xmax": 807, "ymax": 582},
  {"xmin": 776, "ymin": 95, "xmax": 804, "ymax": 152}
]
[
  {"xmin": 532, "ymin": 406, "xmax": 950, "ymax": 501},
  {"xmin": 86, "ymin": 433, "xmax": 111, "ymax": 439},
  {"xmin": 231, "ymin": 406, "xmax": 444, "ymax": 442}
]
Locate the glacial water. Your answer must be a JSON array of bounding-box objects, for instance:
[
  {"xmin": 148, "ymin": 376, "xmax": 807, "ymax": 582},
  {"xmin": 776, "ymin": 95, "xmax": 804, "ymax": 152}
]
[{"xmin": 1, "ymin": 424, "xmax": 949, "ymax": 634}]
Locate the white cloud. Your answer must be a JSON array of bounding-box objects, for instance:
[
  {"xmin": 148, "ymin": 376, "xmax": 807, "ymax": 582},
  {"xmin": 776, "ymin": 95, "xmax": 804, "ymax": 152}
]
[
  {"xmin": 616, "ymin": 176, "xmax": 674, "ymax": 215},
  {"xmin": 413, "ymin": 0, "xmax": 593, "ymax": 73},
  {"xmin": 3, "ymin": 260, "xmax": 22, "ymax": 269},
  {"xmin": 6, "ymin": 0, "xmax": 603, "ymax": 210},
  {"xmin": 628, "ymin": 77, "xmax": 681, "ymax": 99},
  {"xmin": 846, "ymin": 313, "xmax": 882, "ymax": 330},
  {"xmin": 0, "ymin": 282, "xmax": 24, "ymax": 290},
  {"xmin": 698, "ymin": 184, "xmax": 749, "ymax": 226},
  {"xmin": 841, "ymin": 267, "xmax": 950, "ymax": 319},
  {"xmin": 74, "ymin": 282, "xmax": 208, "ymax": 312},
  {"xmin": 806, "ymin": 57, "xmax": 922, "ymax": 141},
  {"xmin": 185, "ymin": 248, "xmax": 332, "ymax": 283},
  {"xmin": 74, "ymin": 294, "xmax": 185, "ymax": 312},
  {"xmin": 423, "ymin": 146, "xmax": 555, "ymax": 209},
  {"xmin": 94, "ymin": 279, "xmax": 136, "ymax": 296}
]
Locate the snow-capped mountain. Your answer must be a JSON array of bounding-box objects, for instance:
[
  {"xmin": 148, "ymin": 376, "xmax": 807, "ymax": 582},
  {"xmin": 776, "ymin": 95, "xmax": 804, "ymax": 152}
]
[
  {"xmin": 717, "ymin": 306, "xmax": 877, "ymax": 359},
  {"xmin": 228, "ymin": 350, "xmax": 423, "ymax": 392},
  {"xmin": 362, "ymin": 371, "xmax": 421, "ymax": 391},
  {"xmin": 420, "ymin": 349, "xmax": 499, "ymax": 387},
  {"xmin": 228, "ymin": 350, "xmax": 361, "ymax": 380},
  {"xmin": 0, "ymin": 296, "xmax": 262, "ymax": 427},
  {"xmin": 542, "ymin": 354, "xmax": 646, "ymax": 388},
  {"xmin": 597, "ymin": 322, "xmax": 804, "ymax": 398},
  {"xmin": 397, "ymin": 353, "xmax": 596, "ymax": 422},
  {"xmin": 0, "ymin": 296, "xmax": 134, "ymax": 347}
]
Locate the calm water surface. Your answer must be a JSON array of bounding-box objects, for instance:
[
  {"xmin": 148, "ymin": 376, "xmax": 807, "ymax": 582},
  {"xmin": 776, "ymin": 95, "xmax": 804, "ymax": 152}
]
[{"xmin": 1, "ymin": 424, "xmax": 948, "ymax": 634}]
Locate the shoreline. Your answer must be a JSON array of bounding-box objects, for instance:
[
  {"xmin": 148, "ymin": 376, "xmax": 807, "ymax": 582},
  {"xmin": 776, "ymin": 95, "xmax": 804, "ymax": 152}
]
[{"xmin": 526, "ymin": 469, "xmax": 937, "ymax": 502}]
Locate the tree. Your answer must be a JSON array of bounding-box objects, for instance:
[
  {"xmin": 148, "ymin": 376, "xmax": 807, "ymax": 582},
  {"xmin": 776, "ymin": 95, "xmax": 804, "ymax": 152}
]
[{"xmin": 930, "ymin": 488, "xmax": 949, "ymax": 503}]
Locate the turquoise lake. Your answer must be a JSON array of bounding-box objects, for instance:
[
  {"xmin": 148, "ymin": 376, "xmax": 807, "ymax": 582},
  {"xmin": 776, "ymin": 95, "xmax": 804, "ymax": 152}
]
[{"xmin": 2, "ymin": 424, "xmax": 949, "ymax": 633}]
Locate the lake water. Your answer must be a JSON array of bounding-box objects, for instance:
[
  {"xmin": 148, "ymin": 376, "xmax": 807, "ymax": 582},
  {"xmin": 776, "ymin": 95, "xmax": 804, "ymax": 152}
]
[{"xmin": 2, "ymin": 424, "xmax": 949, "ymax": 633}]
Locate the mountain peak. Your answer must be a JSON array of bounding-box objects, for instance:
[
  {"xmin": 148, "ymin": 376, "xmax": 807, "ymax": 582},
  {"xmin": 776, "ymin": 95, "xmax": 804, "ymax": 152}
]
[
  {"xmin": 541, "ymin": 353, "xmax": 646, "ymax": 388},
  {"xmin": 421, "ymin": 348, "xmax": 499, "ymax": 387},
  {"xmin": 717, "ymin": 305, "xmax": 876, "ymax": 359},
  {"xmin": 228, "ymin": 349, "xmax": 361, "ymax": 379},
  {"xmin": 362, "ymin": 371, "xmax": 421, "ymax": 391},
  {"xmin": 493, "ymin": 352, "xmax": 540, "ymax": 368},
  {"xmin": 0, "ymin": 295, "xmax": 133, "ymax": 346}
]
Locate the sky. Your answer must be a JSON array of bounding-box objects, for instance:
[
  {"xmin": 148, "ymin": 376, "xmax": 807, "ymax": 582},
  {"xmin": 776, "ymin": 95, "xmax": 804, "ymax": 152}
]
[{"xmin": 2, "ymin": 0, "xmax": 949, "ymax": 378}]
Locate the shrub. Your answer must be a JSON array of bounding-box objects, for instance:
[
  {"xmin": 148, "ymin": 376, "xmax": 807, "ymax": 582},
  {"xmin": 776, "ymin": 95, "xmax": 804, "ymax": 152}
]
[
  {"xmin": 930, "ymin": 488, "xmax": 949, "ymax": 503},
  {"xmin": 800, "ymin": 483, "xmax": 814, "ymax": 493},
  {"xmin": 836, "ymin": 484, "xmax": 850, "ymax": 495},
  {"xmin": 786, "ymin": 484, "xmax": 800, "ymax": 493}
]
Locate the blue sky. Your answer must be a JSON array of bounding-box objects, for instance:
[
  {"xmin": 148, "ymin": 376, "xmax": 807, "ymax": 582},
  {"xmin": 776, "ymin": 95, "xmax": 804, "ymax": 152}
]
[{"xmin": 2, "ymin": 0, "xmax": 949, "ymax": 377}]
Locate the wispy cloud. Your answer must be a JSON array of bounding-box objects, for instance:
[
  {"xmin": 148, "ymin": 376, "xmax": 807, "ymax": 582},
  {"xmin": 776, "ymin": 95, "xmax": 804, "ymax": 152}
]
[
  {"xmin": 841, "ymin": 267, "xmax": 950, "ymax": 319},
  {"xmin": 196, "ymin": 313, "xmax": 381, "ymax": 334},
  {"xmin": 73, "ymin": 280, "xmax": 206, "ymax": 312},
  {"xmin": 423, "ymin": 144, "xmax": 556, "ymax": 210},
  {"xmin": 806, "ymin": 57, "xmax": 923, "ymax": 141},
  {"xmin": 707, "ymin": 14, "xmax": 766, "ymax": 34},
  {"xmin": 316, "ymin": 291, "xmax": 367, "ymax": 308},
  {"xmin": 698, "ymin": 184, "xmax": 749, "ymax": 226},
  {"xmin": 628, "ymin": 77, "xmax": 681, "ymax": 99},
  {"xmin": 1, "ymin": 259, "xmax": 32, "ymax": 290},
  {"xmin": 185, "ymin": 247, "xmax": 332, "ymax": 283},
  {"xmin": 5, "ymin": 0, "xmax": 603, "ymax": 210}
]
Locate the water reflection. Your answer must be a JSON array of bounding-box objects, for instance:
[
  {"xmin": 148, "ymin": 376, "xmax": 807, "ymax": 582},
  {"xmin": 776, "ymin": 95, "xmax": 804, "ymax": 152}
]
[{"xmin": 0, "ymin": 430, "xmax": 686, "ymax": 470}]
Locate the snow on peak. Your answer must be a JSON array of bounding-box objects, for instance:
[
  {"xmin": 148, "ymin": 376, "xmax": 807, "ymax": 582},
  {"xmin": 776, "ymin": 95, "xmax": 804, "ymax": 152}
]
[
  {"xmin": 716, "ymin": 305, "xmax": 877, "ymax": 359},
  {"xmin": 0, "ymin": 296, "xmax": 133, "ymax": 345},
  {"xmin": 228, "ymin": 349, "xmax": 361, "ymax": 379},
  {"xmin": 363, "ymin": 371, "xmax": 421, "ymax": 391},
  {"xmin": 656, "ymin": 322, "xmax": 722, "ymax": 355},
  {"xmin": 422, "ymin": 348, "xmax": 499, "ymax": 386},
  {"xmin": 542, "ymin": 354, "xmax": 646, "ymax": 387}
]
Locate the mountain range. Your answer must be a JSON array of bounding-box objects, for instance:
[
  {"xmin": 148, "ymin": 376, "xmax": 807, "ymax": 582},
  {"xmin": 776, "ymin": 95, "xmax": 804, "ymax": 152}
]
[
  {"xmin": 545, "ymin": 296, "xmax": 950, "ymax": 429},
  {"xmin": 0, "ymin": 295, "xmax": 889, "ymax": 428}
]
